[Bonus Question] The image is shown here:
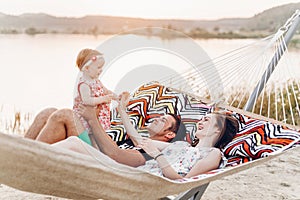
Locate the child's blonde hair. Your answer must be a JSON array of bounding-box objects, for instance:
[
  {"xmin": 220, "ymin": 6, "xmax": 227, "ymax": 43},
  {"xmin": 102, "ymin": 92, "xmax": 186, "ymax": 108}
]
[{"xmin": 76, "ymin": 48, "xmax": 103, "ymax": 70}]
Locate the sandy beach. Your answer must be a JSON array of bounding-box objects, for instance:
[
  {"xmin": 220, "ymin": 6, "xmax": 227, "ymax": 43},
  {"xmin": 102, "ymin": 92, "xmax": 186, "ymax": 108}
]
[{"xmin": 0, "ymin": 147, "xmax": 299, "ymax": 200}]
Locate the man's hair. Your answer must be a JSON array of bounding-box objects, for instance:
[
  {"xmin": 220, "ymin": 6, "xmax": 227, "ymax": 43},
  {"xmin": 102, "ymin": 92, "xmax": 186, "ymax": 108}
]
[{"xmin": 166, "ymin": 113, "xmax": 181, "ymax": 134}]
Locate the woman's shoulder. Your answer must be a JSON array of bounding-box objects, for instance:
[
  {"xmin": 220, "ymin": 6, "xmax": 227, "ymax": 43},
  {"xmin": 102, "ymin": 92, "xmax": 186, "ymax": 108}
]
[
  {"xmin": 198, "ymin": 147, "xmax": 222, "ymax": 159},
  {"xmin": 209, "ymin": 147, "xmax": 221, "ymax": 154},
  {"xmin": 208, "ymin": 148, "xmax": 222, "ymax": 160}
]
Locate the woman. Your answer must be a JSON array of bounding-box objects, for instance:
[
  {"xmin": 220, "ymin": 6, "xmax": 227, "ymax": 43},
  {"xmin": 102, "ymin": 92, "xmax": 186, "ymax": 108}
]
[
  {"xmin": 136, "ymin": 113, "xmax": 239, "ymax": 179},
  {"xmin": 53, "ymin": 104, "xmax": 239, "ymax": 180}
]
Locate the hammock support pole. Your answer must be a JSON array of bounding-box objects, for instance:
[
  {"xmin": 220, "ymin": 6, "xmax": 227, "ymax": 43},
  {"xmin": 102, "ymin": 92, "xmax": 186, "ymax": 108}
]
[
  {"xmin": 161, "ymin": 183, "xmax": 209, "ymax": 200},
  {"xmin": 175, "ymin": 183, "xmax": 209, "ymax": 200},
  {"xmin": 244, "ymin": 10, "xmax": 300, "ymax": 111}
]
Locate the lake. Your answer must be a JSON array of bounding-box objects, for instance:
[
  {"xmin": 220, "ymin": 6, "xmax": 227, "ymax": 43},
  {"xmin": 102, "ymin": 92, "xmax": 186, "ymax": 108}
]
[{"xmin": 0, "ymin": 34, "xmax": 299, "ymax": 133}]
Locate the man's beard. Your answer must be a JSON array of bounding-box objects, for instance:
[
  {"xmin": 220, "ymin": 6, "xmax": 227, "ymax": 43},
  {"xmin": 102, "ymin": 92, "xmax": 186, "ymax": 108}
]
[{"xmin": 148, "ymin": 121, "xmax": 165, "ymax": 134}]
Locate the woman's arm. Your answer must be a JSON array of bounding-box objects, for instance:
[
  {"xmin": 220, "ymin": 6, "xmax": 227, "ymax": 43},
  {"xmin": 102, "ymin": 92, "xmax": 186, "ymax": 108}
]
[
  {"xmin": 184, "ymin": 148, "xmax": 221, "ymax": 178},
  {"xmin": 139, "ymin": 139, "xmax": 221, "ymax": 180},
  {"xmin": 138, "ymin": 138, "xmax": 182, "ymax": 180},
  {"xmin": 155, "ymin": 155, "xmax": 183, "ymax": 180},
  {"xmin": 79, "ymin": 84, "xmax": 113, "ymax": 106},
  {"xmin": 154, "ymin": 149, "xmax": 221, "ymax": 180}
]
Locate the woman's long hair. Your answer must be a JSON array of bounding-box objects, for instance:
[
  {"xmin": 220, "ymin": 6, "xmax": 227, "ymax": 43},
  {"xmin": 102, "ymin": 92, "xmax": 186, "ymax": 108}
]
[
  {"xmin": 192, "ymin": 113, "xmax": 239, "ymax": 149},
  {"xmin": 214, "ymin": 113, "xmax": 239, "ymax": 149}
]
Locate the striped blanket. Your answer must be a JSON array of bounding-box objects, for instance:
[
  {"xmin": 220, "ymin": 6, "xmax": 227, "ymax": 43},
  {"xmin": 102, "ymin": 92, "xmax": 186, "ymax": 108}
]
[{"xmin": 107, "ymin": 82, "xmax": 300, "ymax": 167}]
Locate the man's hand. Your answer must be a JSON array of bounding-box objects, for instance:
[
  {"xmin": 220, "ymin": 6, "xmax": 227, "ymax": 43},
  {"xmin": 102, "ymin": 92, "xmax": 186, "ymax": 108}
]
[{"xmin": 78, "ymin": 104, "xmax": 98, "ymax": 121}]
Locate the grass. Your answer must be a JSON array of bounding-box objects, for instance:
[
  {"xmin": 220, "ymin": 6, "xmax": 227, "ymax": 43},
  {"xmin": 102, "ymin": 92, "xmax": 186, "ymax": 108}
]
[
  {"xmin": 228, "ymin": 80, "xmax": 300, "ymax": 126},
  {"xmin": 0, "ymin": 106, "xmax": 33, "ymax": 135}
]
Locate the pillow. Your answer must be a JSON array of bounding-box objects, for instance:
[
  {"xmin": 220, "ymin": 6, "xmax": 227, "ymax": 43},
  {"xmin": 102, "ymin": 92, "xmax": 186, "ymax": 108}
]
[
  {"xmin": 223, "ymin": 112, "xmax": 300, "ymax": 166},
  {"xmin": 106, "ymin": 81, "xmax": 300, "ymax": 167},
  {"xmin": 107, "ymin": 82, "xmax": 211, "ymax": 142}
]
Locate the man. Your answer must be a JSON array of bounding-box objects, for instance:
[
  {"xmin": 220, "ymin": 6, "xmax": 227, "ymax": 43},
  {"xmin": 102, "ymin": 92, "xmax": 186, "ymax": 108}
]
[{"xmin": 25, "ymin": 93, "xmax": 184, "ymax": 167}]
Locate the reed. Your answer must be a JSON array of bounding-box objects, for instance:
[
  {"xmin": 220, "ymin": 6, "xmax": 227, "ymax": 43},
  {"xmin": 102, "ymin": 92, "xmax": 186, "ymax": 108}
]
[
  {"xmin": 228, "ymin": 80, "xmax": 300, "ymax": 126},
  {"xmin": 0, "ymin": 105, "xmax": 33, "ymax": 135}
]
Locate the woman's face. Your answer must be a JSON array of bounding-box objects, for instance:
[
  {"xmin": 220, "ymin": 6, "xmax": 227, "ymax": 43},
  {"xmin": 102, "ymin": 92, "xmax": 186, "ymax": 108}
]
[{"xmin": 195, "ymin": 114, "xmax": 220, "ymax": 138}]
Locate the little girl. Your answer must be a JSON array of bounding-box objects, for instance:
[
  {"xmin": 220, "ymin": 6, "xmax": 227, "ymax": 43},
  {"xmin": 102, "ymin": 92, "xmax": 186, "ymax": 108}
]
[{"xmin": 73, "ymin": 48, "xmax": 117, "ymax": 145}]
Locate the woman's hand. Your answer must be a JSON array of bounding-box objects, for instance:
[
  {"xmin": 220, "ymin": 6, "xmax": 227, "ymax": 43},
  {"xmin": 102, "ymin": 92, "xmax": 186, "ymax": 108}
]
[
  {"xmin": 78, "ymin": 104, "xmax": 98, "ymax": 121},
  {"xmin": 137, "ymin": 138, "xmax": 161, "ymax": 158}
]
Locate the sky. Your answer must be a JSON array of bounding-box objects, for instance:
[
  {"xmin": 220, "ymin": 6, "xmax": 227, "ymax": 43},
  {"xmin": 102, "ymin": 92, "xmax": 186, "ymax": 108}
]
[{"xmin": 0, "ymin": 0, "xmax": 299, "ymax": 20}]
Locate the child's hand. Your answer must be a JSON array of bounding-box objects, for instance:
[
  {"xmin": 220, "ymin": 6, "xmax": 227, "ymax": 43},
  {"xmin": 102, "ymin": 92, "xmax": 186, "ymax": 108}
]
[
  {"xmin": 112, "ymin": 93, "xmax": 119, "ymax": 101},
  {"xmin": 103, "ymin": 94, "xmax": 115, "ymax": 103},
  {"xmin": 107, "ymin": 90, "xmax": 119, "ymax": 101}
]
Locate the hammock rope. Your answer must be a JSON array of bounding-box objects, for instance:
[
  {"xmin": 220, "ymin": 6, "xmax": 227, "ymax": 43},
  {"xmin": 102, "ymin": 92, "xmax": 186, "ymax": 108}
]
[{"xmin": 156, "ymin": 19, "xmax": 300, "ymax": 127}]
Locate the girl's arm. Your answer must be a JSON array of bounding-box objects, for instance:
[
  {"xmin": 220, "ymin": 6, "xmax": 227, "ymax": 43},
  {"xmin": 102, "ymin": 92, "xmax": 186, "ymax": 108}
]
[
  {"xmin": 101, "ymin": 82, "xmax": 119, "ymax": 100},
  {"xmin": 79, "ymin": 84, "xmax": 113, "ymax": 106}
]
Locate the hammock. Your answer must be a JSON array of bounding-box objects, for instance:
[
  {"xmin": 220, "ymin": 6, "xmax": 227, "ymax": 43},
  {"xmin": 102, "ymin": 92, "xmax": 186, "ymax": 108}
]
[
  {"xmin": 0, "ymin": 132, "xmax": 298, "ymax": 200},
  {"xmin": 1, "ymin": 10, "xmax": 300, "ymax": 200},
  {"xmin": 0, "ymin": 82, "xmax": 299, "ymax": 200}
]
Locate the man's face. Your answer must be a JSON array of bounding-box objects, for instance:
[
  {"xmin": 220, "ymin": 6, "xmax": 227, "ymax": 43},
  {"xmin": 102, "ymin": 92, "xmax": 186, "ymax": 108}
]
[{"xmin": 147, "ymin": 114, "xmax": 176, "ymax": 137}]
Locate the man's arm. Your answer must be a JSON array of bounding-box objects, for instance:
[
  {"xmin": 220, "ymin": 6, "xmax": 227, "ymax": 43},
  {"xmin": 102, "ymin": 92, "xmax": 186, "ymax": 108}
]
[
  {"xmin": 118, "ymin": 109, "xmax": 142, "ymax": 145},
  {"xmin": 117, "ymin": 92, "xmax": 143, "ymax": 146}
]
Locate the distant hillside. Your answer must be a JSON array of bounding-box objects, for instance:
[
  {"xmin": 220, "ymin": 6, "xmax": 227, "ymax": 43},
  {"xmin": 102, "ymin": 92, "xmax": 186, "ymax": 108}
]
[
  {"xmin": 246, "ymin": 3, "xmax": 300, "ymax": 32},
  {"xmin": 0, "ymin": 3, "xmax": 299, "ymax": 38}
]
